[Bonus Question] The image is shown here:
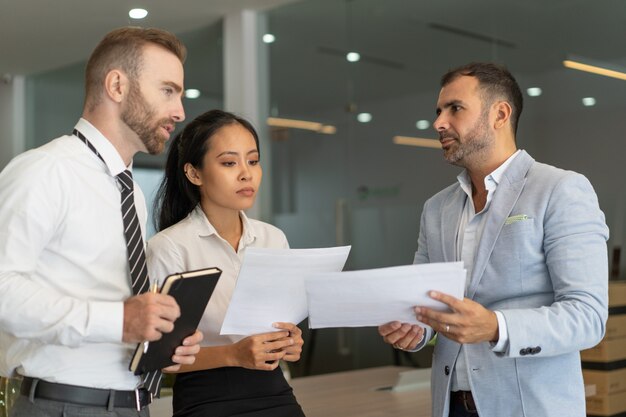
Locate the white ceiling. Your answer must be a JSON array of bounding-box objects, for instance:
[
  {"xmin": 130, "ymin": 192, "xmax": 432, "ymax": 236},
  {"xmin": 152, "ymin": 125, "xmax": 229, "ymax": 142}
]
[
  {"xmin": 264, "ymin": 0, "xmax": 626, "ymax": 117},
  {"xmin": 0, "ymin": 0, "xmax": 295, "ymax": 76},
  {"xmin": 1, "ymin": 0, "xmax": 625, "ymax": 119}
]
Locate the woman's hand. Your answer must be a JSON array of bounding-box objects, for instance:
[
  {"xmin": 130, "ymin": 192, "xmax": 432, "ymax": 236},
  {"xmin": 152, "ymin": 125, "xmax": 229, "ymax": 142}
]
[
  {"xmin": 230, "ymin": 330, "xmax": 293, "ymax": 371},
  {"xmin": 273, "ymin": 322, "xmax": 303, "ymax": 362}
]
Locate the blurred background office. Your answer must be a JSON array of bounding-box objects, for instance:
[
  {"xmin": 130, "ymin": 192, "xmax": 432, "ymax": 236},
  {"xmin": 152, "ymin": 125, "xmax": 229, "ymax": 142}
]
[{"xmin": 1, "ymin": 0, "xmax": 625, "ymax": 379}]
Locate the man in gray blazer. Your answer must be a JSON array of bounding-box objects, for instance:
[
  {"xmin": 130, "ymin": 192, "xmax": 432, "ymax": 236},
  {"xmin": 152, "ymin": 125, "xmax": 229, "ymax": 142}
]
[{"xmin": 378, "ymin": 62, "xmax": 608, "ymax": 417}]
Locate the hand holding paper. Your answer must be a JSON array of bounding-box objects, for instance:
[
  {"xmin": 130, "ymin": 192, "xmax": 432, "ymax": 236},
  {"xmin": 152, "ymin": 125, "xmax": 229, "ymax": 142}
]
[
  {"xmin": 415, "ymin": 290, "xmax": 500, "ymax": 344},
  {"xmin": 229, "ymin": 330, "xmax": 293, "ymax": 371},
  {"xmin": 305, "ymin": 262, "xmax": 466, "ymax": 329}
]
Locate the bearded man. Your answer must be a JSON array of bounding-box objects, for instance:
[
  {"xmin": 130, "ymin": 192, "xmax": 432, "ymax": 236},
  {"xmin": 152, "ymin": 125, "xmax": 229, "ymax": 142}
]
[
  {"xmin": 0, "ymin": 27, "xmax": 202, "ymax": 417},
  {"xmin": 379, "ymin": 62, "xmax": 608, "ymax": 417}
]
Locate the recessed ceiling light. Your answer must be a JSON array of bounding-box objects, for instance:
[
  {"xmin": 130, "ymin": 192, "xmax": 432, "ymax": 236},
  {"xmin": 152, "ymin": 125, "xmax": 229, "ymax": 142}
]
[
  {"xmin": 416, "ymin": 120, "xmax": 430, "ymax": 130},
  {"xmin": 346, "ymin": 52, "xmax": 360, "ymax": 63},
  {"xmin": 129, "ymin": 8, "xmax": 148, "ymax": 19},
  {"xmin": 527, "ymin": 87, "xmax": 542, "ymax": 97},
  {"xmin": 582, "ymin": 97, "xmax": 596, "ymax": 107},
  {"xmin": 184, "ymin": 89, "xmax": 201, "ymax": 99},
  {"xmin": 357, "ymin": 113, "xmax": 372, "ymax": 123},
  {"xmin": 262, "ymin": 34, "xmax": 276, "ymax": 44}
]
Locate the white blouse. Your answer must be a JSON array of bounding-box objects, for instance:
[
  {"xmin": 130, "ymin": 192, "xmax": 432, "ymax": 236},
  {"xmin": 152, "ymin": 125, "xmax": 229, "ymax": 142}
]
[{"xmin": 146, "ymin": 206, "xmax": 288, "ymax": 346}]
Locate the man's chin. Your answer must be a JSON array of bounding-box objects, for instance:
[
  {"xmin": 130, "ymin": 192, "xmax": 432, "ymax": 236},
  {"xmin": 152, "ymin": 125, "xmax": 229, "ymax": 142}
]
[
  {"xmin": 143, "ymin": 134, "xmax": 168, "ymax": 155},
  {"xmin": 140, "ymin": 142, "xmax": 161, "ymax": 155},
  {"xmin": 148, "ymin": 143, "xmax": 166, "ymax": 155},
  {"xmin": 443, "ymin": 151, "xmax": 462, "ymax": 166}
]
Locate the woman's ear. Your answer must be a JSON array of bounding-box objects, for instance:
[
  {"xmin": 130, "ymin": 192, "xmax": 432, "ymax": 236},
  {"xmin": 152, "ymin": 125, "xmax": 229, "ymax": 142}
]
[{"xmin": 184, "ymin": 163, "xmax": 202, "ymax": 186}]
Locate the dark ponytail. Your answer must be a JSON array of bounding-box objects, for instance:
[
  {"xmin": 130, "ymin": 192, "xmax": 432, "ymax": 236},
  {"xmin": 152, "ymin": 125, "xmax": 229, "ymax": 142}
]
[{"xmin": 153, "ymin": 109, "xmax": 260, "ymax": 232}]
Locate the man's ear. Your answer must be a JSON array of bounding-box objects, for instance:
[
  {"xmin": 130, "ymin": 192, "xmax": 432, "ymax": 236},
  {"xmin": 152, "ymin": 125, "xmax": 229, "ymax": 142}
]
[
  {"xmin": 184, "ymin": 163, "xmax": 202, "ymax": 186},
  {"xmin": 103, "ymin": 70, "xmax": 129, "ymax": 104},
  {"xmin": 493, "ymin": 101, "xmax": 512, "ymax": 130}
]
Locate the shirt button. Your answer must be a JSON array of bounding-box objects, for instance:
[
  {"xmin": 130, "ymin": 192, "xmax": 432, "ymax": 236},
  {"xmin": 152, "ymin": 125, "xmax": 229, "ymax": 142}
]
[{"xmin": 444, "ymin": 366, "xmax": 450, "ymax": 375}]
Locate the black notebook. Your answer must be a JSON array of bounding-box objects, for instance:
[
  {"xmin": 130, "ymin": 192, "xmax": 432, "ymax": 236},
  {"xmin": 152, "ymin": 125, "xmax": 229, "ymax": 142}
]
[{"xmin": 129, "ymin": 267, "xmax": 222, "ymax": 375}]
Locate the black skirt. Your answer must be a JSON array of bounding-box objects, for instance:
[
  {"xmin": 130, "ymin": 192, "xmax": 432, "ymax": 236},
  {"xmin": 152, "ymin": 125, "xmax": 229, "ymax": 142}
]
[{"xmin": 172, "ymin": 367, "xmax": 305, "ymax": 417}]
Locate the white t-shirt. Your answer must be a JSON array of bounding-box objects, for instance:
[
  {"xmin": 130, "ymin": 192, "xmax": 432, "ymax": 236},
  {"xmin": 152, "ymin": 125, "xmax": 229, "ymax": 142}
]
[{"xmin": 146, "ymin": 206, "xmax": 288, "ymax": 346}]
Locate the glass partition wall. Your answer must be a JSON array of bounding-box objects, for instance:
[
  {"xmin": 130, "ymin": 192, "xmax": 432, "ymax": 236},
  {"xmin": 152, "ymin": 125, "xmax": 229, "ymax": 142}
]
[
  {"xmin": 20, "ymin": 0, "xmax": 626, "ymax": 377},
  {"xmin": 264, "ymin": 0, "xmax": 626, "ymax": 375}
]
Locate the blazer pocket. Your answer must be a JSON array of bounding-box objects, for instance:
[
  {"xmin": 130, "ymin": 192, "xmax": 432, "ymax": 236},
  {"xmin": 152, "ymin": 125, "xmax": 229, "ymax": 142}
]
[{"xmin": 499, "ymin": 218, "xmax": 534, "ymax": 237}]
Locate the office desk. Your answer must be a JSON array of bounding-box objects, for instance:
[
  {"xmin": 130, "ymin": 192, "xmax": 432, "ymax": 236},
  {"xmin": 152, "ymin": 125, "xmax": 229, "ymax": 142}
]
[
  {"xmin": 151, "ymin": 366, "xmax": 431, "ymax": 417},
  {"xmin": 291, "ymin": 366, "xmax": 431, "ymax": 417}
]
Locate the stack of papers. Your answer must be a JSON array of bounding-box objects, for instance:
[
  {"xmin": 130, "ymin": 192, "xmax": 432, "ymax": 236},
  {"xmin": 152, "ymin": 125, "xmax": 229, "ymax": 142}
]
[
  {"xmin": 305, "ymin": 262, "xmax": 466, "ymax": 329},
  {"xmin": 220, "ymin": 245, "xmax": 465, "ymax": 335},
  {"xmin": 220, "ymin": 246, "xmax": 351, "ymax": 335}
]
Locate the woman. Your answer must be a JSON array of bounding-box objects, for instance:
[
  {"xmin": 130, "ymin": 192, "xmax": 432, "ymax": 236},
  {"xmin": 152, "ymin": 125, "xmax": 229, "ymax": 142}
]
[{"xmin": 147, "ymin": 110, "xmax": 305, "ymax": 417}]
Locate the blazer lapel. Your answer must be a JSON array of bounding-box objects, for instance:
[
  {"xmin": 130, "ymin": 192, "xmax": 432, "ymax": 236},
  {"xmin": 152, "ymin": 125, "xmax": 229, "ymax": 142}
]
[
  {"xmin": 440, "ymin": 186, "xmax": 466, "ymax": 262},
  {"xmin": 467, "ymin": 151, "xmax": 535, "ymax": 298}
]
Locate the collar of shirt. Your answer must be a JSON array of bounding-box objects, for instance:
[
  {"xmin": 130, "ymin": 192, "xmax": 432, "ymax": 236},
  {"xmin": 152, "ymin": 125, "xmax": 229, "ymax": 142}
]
[
  {"xmin": 192, "ymin": 205, "xmax": 258, "ymax": 247},
  {"xmin": 75, "ymin": 118, "xmax": 131, "ymax": 177},
  {"xmin": 456, "ymin": 149, "xmax": 522, "ymax": 208}
]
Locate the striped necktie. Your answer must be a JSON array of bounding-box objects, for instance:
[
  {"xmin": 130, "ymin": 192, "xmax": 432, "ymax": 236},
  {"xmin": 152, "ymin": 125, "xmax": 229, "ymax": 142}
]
[{"xmin": 73, "ymin": 129, "xmax": 163, "ymax": 396}]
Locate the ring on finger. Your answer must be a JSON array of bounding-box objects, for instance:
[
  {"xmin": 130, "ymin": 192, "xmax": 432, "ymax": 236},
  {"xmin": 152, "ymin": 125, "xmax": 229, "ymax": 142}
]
[
  {"xmin": 393, "ymin": 343, "xmax": 404, "ymax": 351},
  {"xmin": 445, "ymin": 324, "xmax": 450, "ymax": 332}
]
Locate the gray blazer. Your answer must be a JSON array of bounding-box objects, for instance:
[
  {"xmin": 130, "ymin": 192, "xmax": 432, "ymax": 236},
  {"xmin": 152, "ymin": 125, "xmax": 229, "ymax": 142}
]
[{"xmin": 415, "ymin": 150, "xmax": 609, "ymax": 417}]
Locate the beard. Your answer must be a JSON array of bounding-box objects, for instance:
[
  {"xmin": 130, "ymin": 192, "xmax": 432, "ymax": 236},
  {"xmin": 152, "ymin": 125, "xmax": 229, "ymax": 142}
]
[
  {"xmin": 440, "ymin": 109, "xmax": 493, "ymax": 167},
  {"xmin": 121, "ymin": 81, "xmax": 173, "ymax": 155}
]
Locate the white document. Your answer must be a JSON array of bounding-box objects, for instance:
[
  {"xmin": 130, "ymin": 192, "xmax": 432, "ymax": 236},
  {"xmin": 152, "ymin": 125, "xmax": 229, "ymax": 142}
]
[
  {"xmin": 220, "ymin": 246, "xmax": 351, "ymax": 335},
  {"xmin": 305, "ymin": 262, "xmax": 465, "ymax": 329}
]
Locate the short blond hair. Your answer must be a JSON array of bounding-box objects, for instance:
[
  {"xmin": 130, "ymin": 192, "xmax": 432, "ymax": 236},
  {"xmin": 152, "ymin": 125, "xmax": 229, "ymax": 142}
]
[{"xmin": 84, "ymin": 27, "xmax": 186, "ymax": 109}]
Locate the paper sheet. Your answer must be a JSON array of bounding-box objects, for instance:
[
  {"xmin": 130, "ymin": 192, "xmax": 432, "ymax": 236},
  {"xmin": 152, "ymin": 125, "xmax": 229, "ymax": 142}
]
[
  {"xmin": 220, "ymin": 246, "xmax": 351, "ymax": 335},
  {"xmin": 305, "ymin": 262, "xmax": 465, "ymax": 329}
]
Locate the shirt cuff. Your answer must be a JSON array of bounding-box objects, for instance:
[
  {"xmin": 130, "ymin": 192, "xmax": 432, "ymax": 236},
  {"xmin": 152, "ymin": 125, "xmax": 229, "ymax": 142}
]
[
  {"xmin": 490, "ymin": 311, "xmax": 509, "ymax": 352},
  {"xmin": 86, "ymin": 301, "xmax": 124, "ymax": 343}
]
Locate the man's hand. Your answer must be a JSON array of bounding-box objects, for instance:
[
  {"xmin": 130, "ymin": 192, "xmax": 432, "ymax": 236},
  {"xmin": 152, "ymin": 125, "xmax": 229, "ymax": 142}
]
[
  {"xmin": 163, "ymin": 330, "xmax": 203, "ymax": 372},
  {"xmin": 273, "ymin": 322, "xmax": 303, "ymax": 362},
  {"xmin": 415, "ymin": 291, "xmax": 498, "ymax": 344},
  {"xmin": 122, "ymin": 292, "xmax": 180, "ymax": 343},
  {"xmin": 378, "ymin": 321, "xmax": 425, "ymax": 351}
]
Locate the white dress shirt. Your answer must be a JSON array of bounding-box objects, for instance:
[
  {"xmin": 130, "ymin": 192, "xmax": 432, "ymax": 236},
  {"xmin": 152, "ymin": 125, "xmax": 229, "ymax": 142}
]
[
  {"xmin": 451, "ymin": 150, "xmax": 520, "ymax": 391},
  {"xmin": 147, "ymin": 206, "xmax": 289, "ymax": 346},
  {"xmin": 0, "ymin": 118, "xmax": 145, "ymax": 389}
]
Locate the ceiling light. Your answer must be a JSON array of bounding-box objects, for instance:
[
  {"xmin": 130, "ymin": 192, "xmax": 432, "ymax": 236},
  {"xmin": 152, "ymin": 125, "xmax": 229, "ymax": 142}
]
[
  {"xmin": 563, "ymin": 56, "xmax": 626, "ymax": 81},
  {"xmin": 357, "ymin": 113, "xmax": 372, "ymax": 123},
  {"xmin": 346, "ymin": 52, "xmax": 360, "ymax": 63},
  {"xmin": 267, "ymin": 117, "xmax": 336, "ymax": 134},
  {"xmin": 393, "ymin": 136, "xmax": 441, "ymax": 149},
  {"xmin": 184, "ymin": 89, "xmax": 201, "ymax": 99},
  {"xmin": 582, "ymin": 97, "xmax": 596, "ymax": 107},
  {"xmin": 416, "ymin": 120, "xmax": 430, "ymax": 130},
  {"xmin": 319, "ymin": 125, "xmax": 337, "ymax": 134},
  {"xmin": 129, "ymin": 8, "xmax": 148, "ymax": 19},
  {"xmin": 527, "ymin": 87, "xmax": 542, "ymax": 97},
  {"xmin": 262, "ymin": 34, "xmax": 276, "ymax": 44}
]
